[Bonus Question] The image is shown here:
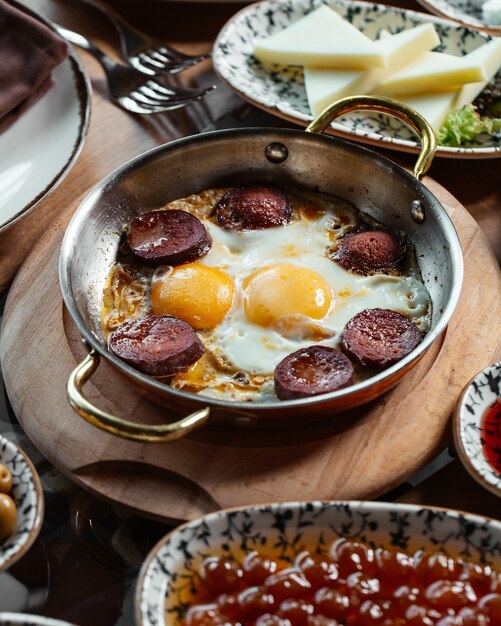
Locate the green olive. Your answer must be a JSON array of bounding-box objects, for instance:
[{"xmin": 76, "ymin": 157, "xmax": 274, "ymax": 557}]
[
  {"xmin": 0, "ymin": 464, "xmax": 13, "ymax": 494},
  {"xmin": 0, "ymin": 493, "xmax": 16, "ymax": 541}
]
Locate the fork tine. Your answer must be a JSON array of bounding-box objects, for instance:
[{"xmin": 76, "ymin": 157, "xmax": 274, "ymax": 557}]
[
  {"xmin": 132, "ymin": 51, "xmax": 209, "ymax": 76},
  {"xmin": 145, "ymin": 101, "xmax": 200, "ymax": 112},
  {"xmin": 118, "ymin": 96, "xmax": 196, "ymax": 114},
  {"xmin": 145, "ymin": 79, "xmax": 215, "ymax": 99},
  {"xmin": 138, "ymin": 52, "xmax": 169, "ymax": 69},
  {"xmin": 137, "ymin": 84, "xmax": 213, "ymax": 105},
  {"xmin": 149, "ymin": 50, "xmax": 210, "ymax": 66},
  {"xmin": 157, "ymin": 46, "xmax": 209, "ymax": 62},
  {"xmin": 129, "ymin": 88, "xmax": 208, "ymax": 108}
]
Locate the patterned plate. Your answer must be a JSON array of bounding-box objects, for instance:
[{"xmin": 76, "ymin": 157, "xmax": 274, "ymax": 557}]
[
  {"xmin": 414, "ymin": 0, "xmax": 501, "ymax": 36},
  {"xmin": 135, "ymin": 501, "xmax": 501, "ymax": 626},
  {"xmin": 454, "ymin": 361, "xmax": 501, "ymax": 498},
  {"xmin": 0, "ymin": 435, "xmax": 44, "ymax": 571},
  {"xmin": 212, "ymin": 0, "xmax": 501, "ymax": 159}
]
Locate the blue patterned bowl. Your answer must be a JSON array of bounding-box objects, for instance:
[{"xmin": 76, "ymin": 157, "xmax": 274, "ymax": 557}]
[
  {"xmin": 0, "ymin": 435, "xmax": 44, "ymax": 571},
  {"xmin": 135, "ymin": 501, "xmax": 501, "ymax": 626},
  {"xmin": 454, "ymin": 361, "xmax": 501, "ymax": 498}
]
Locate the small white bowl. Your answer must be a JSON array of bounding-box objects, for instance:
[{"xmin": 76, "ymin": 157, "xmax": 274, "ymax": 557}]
[
  {"xmin": 135, "ymin": 501, "xmax": 501, "ymax": 626},
  {"xmin": 0, "ymin": 615, "xmax": 75, "ymax": 626},
  {"xmin": 0, "ymin": 435, "xmax": 44, "ymax": 571},
  {"xmin": 454, "ymin": 361, "xmax": 501, "ymax": 498}
]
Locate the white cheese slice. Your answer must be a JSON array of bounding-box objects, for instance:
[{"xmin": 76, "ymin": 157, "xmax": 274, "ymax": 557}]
[
  {"xmin": 304, "ymin": 23, "xmax": 440, "ymax": 117},
  {"xmin": 397, "ymin": 40, "xmax": 501, "ymax": 131},
  {"xmin": 397, "ymin": 93, "xmax": 458, "ymax": 131},
  {"xmin": 374, "ymin": 50, "xmax": 488, "ymax": 96},
  {"xmin": 455, "ymin": 40, "xmax": 501, "ymax": 110},
  {"xmin": 254, "ymin": 5, "xmax": 386, "ymax": 69},
  {"xmin": 456, "ymin": 38, "xmax": 501, "ymax": 99}
]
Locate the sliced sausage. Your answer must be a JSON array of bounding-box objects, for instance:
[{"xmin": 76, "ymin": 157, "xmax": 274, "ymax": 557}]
[
  {"xmin": 333, "ymin": 230, "xmax": 406, "ymax": 275},
  {"xmin": 216, "ymin": 186, "xmax": 292, "ymax": 231},
  {"xmin": 341, "ymin": 308, "xmax": 420, "ymax": 368},
  {"xmin": 109, "ymin": 314, "xmax": 205, "ymax": 377},
  {"xmin": 274, "ymin": 346, "xmax": 354, "ymax": 400},
  {"xmin": 127, "ymin": 209, "xmax": 212, "ymax": 265}
]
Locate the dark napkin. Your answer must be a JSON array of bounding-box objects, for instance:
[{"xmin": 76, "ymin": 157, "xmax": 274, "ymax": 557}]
[{"xmin": 0, "ymin": 1, "xmax": 69, "ymax": 133}]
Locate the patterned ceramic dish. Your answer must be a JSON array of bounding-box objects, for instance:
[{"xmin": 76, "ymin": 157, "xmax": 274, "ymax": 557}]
[
  {"xmin": 0, "ymin": 616, "xmax": 75, "ymax": 626},
  {"xmin": 212, "ymin": 0, "xmax": 501, "ymax": 159},
  {"xmin": 0, "ymin": 435, "xmax": 44, "ymax": 571},
  {"xmin": 135, "ymin": 501, "xmax": 501, "ymax": 626},
  {"xmin": 454, "ymin": 361, "xmax": 501, "ymax": 498},
  {"xmin": 415, "ymin": 0, "xmax": 501, "ymax": 36}
]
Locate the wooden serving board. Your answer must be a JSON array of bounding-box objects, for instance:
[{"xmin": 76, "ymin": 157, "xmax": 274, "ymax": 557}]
[{"xmin": 2, "ymin": 178, "xmax": 501, "ymax": 524}]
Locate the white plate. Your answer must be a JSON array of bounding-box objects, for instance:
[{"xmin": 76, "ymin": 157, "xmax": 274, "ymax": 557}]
[
  {"xmin": 415, "ymin": 0, "xmax": 501, "ymax": 36},
  {"xmin": 0, "ymin": 2, "xmax": 91, "ymax": 231},
  {"xmin": 213, "ymin": 0, "xmax": 501, "ymax": 159}
]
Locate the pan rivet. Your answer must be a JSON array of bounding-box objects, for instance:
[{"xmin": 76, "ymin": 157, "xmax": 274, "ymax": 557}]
[
  {"xmin": 265, "ymin": 142, "xmax": 288, "ymax": 164},
  {"xmin": 410, "ymin": 200, "xmax": 426, "ymax": 224}
]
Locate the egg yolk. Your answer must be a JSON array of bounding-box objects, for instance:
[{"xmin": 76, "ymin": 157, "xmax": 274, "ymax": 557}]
[
  {"xmin": 243, "ymin": 263, "xmax": 332, "ymax": 327},
  {"xmin": 175, "ymin": 354, "xmax": 215, "ymax": 387},
  {"xmin": 151, "ymin": 263, "xmax": 234, "ymax": 330}
]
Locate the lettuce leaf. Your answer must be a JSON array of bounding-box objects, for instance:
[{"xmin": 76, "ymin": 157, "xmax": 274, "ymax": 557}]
[{"xmin": 438, "ymin": 104, "xmax": 501, "ymax": 147}]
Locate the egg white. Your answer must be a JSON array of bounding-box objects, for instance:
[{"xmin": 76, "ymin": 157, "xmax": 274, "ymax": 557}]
[{"xmin": 159, "ymin": 206, "xmax": 432, "ymax": 384}]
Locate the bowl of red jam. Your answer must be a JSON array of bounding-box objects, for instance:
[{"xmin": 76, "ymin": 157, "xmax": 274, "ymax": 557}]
[
  {"xmin": 135, "ymin": 501, "xmax": 501, "ymax": 626},
  {"xmin": 454, "ymin": 361, "xmax": 501, "ymax": 499}
]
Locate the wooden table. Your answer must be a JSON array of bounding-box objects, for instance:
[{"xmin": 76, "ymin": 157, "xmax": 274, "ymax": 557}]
[{"xmin": 1, "ymin": 0, "xmax": 500, "ymax": 622}]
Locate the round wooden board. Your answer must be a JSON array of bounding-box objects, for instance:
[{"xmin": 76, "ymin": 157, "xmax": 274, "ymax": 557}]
[{"xmin": 2, "ymin": 178, "xmax": 501, "ymax": 524}]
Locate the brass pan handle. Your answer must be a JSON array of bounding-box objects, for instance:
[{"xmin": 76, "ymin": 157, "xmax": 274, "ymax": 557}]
[
  {"xmin": 305, "ymin": 95, "xmax": 437, "ymax": 181},
  {"xmin": 67, "ymin": 350, "xmax": 210, "ymax": 442}
]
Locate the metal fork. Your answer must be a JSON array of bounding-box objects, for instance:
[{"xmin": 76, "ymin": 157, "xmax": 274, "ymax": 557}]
[
  {"xmin": 55, "ymin": 26, "xmax": 215, "ymax": 115},
  {"xmin": 71, "ymin": 0, "xmax": 210, "ymax": 75}
]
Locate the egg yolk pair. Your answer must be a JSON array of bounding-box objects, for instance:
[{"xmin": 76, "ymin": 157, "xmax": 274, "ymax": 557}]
[{"xmin": 151, "ymin": 262, "xmax": 332, "ymax": 330}]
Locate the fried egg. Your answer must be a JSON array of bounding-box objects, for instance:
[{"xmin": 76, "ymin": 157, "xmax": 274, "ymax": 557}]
[{"xmin": 142, "ymin": 192, "xmax": 431, "ymax": 401}]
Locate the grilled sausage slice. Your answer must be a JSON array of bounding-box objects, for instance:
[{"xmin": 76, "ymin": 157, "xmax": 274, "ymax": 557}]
[
  {"xmin": 216, "ymin": 186, "xmax": 292, "ymax": 231},
  {"xmin": 127, "ymin": 209, "xmax": 212, "ymax": 265},
  {"xmin": 341, "ymin": 308, "xmax": 420, "ymax": 368},
  {"xmin": 274, "ymin": 346, "xmax": 354, "ymax": 400},
  {"xmin": 109, "ymin": 315, "xmax": 204, "ymax": 376},
  {"xmin": 333, "ymin": 230, "xmax": 406, "ymax": 275}
]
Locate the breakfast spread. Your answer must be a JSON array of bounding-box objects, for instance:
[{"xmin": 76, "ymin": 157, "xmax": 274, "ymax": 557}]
[
  {"xmin": 254, "ymin": 5, "xmax": 501, "ymax": 143},
  {"xmin": 2, "ymin": 0, "xmax": 501, "ymax": 621},
  {"xmin": 102, "ymin": 185, "xmax": 431, "ymax": 402},
  {"xmin": 0, "ymin": 463, "xmax": 16, "ymax": 542},
  {"xmin": 180, "ymin": 539, "xmax": 501, "ymax": 626}
]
